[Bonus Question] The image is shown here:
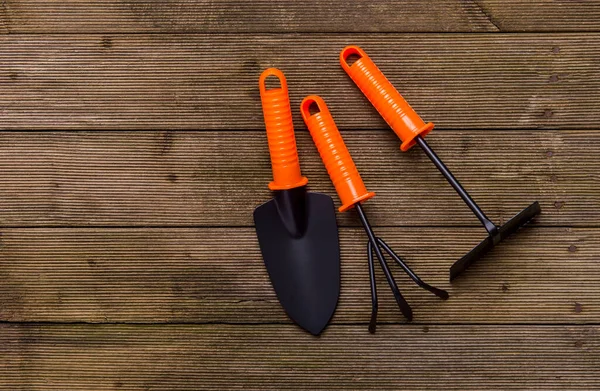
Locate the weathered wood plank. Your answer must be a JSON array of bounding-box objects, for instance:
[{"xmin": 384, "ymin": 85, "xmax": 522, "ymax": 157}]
[
  {"xmin": 0, "ymin": 227, "xmax": 596, "ymax": 324},
  {"xmin": 0, "ymin": 2, "xmax": 8, "ymax": 34},
  {"xmin": 478, "ymin": 0, "xmax": 600, "ymax": 32},
  {"xmin": 0, "ymin": 131, "xmax": 593, "ymax": 227},
  {"xmin": 1, "ymin": 34, "xmax": 598, "ymax": 130},
  {"xmin": 3, "ymin": 1, "xmax": 600, "ymax": 33},
  {"xmin": 1, "ymin": 0, "xmax": 498, "ymax": 34},
  {"xmin": 1, "ymin": 324, "xmax": 598, "ymax": 390}
]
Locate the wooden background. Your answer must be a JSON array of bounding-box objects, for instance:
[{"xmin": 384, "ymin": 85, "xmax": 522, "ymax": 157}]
[{"xmin": 1, "ymin": 1, "xmax": 599, "ymax": 389}]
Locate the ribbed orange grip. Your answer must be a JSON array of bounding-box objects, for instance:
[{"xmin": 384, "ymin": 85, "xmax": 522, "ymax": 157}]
[
  {"xmin": 340, "ymin": 45, "xmax": 434, "ymax": 152},
  {"xmin": 259, "ymin": 68, "xmax": 308, "ymax": 190},
  {"xmin": 300, "ymin": 95, "xmax": 375, "ymax": 212}
]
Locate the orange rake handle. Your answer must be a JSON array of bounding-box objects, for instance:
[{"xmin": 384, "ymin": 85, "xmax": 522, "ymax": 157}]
[
  {"xmin": 259, "ymin": 68, "xmax": 308, "ymax": 191},
  {"xmin": 340, "ymin": 45, "xmax": 434, "ymax": 152},
  {"xmin": 300, "ymin": 95, "xmax": 375, "ymax": 212}
]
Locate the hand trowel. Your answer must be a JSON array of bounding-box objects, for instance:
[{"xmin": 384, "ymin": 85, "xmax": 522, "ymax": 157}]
[{"xmin": 254, "ymin": 68, "xmax": 340, "ymax": 335}]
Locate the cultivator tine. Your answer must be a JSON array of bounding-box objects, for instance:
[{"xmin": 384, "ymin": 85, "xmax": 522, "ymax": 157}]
[
  {"xmin": 367, "ymin": 241, "xmax": 378, "ymax": 334},
  {"xmin": 377, "ymin": 238, "xmax": 449, "ymax": 300}
]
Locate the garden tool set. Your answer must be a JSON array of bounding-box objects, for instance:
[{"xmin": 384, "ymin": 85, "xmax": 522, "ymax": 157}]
[{"xmin": 254, "ymin": 47, "xmax": 541, "ymax": 335}]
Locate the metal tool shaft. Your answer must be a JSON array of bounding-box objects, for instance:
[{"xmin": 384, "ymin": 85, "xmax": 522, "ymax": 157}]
[{"xmin": 415, "ymin": 136, "xmax": 498, "ymax": 237}]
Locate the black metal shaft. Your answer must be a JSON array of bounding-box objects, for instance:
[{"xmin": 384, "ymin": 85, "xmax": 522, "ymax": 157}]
[
  {"xmin": 366, "ymin": 241, "xmax": 378, "ymax": 334},
  {"xmin": 415, "ymin": 136, "xmax": 498, "ymax": 236}
]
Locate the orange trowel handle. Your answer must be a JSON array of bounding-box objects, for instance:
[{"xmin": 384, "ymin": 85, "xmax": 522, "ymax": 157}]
[
  {"xmin": 300, "ymin": 95, "xmax": 375, "ymax": 213},
  {"xmin": 340, "ymin": 45, "xmax": 434, "ymax": 152},
  {"xmin": 259, "ymin": 68, "xmax": 308, "ymax": 191}
]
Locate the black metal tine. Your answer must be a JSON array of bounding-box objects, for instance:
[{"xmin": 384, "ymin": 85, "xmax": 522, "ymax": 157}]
[
  {"xmin": 367, "ymin": 241, "xmax": 378, "ymax": 334},
  {"xmin": 371, "ymin": 239, "xmax": 413, "ymax": 321},
  {"xmin": 377, "ymin": 238, "xmax": 449, "ymax": 300},
  {"xmin": 355, "ymin": 204, "xmax": 413, "ymax": 321}
]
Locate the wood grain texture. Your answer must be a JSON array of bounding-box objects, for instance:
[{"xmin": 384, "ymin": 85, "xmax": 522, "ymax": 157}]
[
  {"xmin": 1, "ymin": 34, "xmax": 599, "ymax": 130},
  {"xmin": 0, "ymin": 2, "xmax": 8, "ymax": 34},
  {"xmin": 0, "ymin": 1, "xmax": 597, "ymax": 389},
  {"xmin": 3, "ymin": 1, "xmax": 600, "ymax": 33},
  {"xmin": 478, "ymin": 0, "xmax": 600, "ymax": 32},
  {"xmin": 0, "ymin": 130, "xmax": 592, "ymax": 227},
  {"xmin": 1, "ymin": 324, "xmax": 598, "ymax": 390},
  {"xmin": 0, "ymin": 227, "xmax": 596, "ymax": 324},
  {"xmin": 0, "ymin": 0, "xmax": 499, "ymax": 34}
]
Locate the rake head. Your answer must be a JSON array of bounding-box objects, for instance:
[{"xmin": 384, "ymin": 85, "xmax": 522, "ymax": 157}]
[{"xmin": 450, "ymin": 201, "xmax": 541, "ymax": 281}]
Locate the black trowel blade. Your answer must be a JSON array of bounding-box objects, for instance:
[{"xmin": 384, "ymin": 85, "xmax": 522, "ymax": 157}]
[{"xmin": 254, "ymin": 190, "xmax": 340, "ymax": 335}]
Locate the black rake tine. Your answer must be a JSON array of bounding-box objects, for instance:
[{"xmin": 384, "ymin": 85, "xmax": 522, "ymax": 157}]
[
  {"xmin": 367, "ymin": 241, "xmax": 378, "ymax": 334},
  {"xmin": 377, "ymin": 238, "xmax": 449, "ymax": 300},
  {"xmin": 355, "ymin": 204, "xmax": 412, "ymax": 322},
  {"xmin": 370, "ymin": 238, "xmax": 413, "ymax": 321}
]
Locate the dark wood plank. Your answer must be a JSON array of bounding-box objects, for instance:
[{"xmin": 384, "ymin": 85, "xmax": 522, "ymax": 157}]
[
  {"xmin": 478, "ymin": 0, "xmax": 600, "ymax": 32},
  {"xmin": 1, "ymin": 324, "xmax": 598, "ymax": 390},
  {"xmin": 0, "ymin": 1, "xmax": 499, "ymax": 34},
  {"xmin": 0, "ymin": 2, "xmax": 8, "ymax": 34},
  {"xmin": 1, "ymin": 34, "xmax": 598, "ymax": 130},
  {"xmin": 4, "ymin": 1, "xmax": 600, "ymax": 33},
  {"xmin": 0, "ymin": 227, "xmax": 596, "ymax": 324},
  {"xmin": 0, "ymin": 131, "xmax": 593, "ymax": 227}
]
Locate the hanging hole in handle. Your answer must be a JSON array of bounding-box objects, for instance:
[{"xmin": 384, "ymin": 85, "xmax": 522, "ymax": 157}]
[
  {"xmin": 259, "ymin": 68, "xmax": 287, "ymax": 94},
  {"xmin": 345, "ymin": 53, "xmax": 362, "ymax": 67},
  {"xmin": 308, "ymin": 101, "xmax": 321, "ymax": 116},
  {"xmin": 300, "ymin": 96, "xmax": 324, "ymax": 121},
  {"xmin": 341, "ymin": 46, "xmax": 364, "ymax": 67},
  {"xmin": 264, "ymin": 74, "xmax": 282, "ymax": 91}
]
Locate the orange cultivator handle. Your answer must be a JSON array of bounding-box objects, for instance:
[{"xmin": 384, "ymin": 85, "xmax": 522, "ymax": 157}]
[
  {"xmin": 259, "ymin": 68, "xmax": 308, "ymax": 191},
  {"xmin": 300, "ymin": 95, "xmax": 375, "ymax": 212},
  {"xmin": 340, "ymin": 45, "xmax": 434, "ymax": 152}
]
